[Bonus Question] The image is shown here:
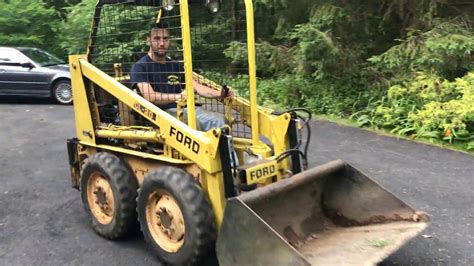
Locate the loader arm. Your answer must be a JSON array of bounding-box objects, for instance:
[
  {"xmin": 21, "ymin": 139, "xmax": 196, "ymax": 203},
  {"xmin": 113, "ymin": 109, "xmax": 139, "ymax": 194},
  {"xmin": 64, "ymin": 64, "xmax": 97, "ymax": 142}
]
[
  {"xmin": 69, "ymin": 55, "xmax": 222, "ymax": 173},
  {"xmin": 192, "ymin": 72, "xmax": 293, "ymax": 161}
]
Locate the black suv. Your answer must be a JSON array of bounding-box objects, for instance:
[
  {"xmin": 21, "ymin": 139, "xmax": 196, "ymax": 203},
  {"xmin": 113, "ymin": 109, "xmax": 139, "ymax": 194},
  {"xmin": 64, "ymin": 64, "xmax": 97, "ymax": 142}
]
[{"xmin": 0, "ymin": 47, "xmax": 72, "ymax": 104}]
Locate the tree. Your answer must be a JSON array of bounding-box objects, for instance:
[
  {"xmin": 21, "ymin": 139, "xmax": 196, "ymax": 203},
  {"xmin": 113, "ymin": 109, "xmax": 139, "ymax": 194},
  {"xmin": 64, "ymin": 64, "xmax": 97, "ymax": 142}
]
[
  {"xmin": 56, "ymin": 0, "xmax": 96, "ymax": 55},
  {"xmin": 0, "ymin": 0, "xmax": 57, "ymax": 54},
  {"xmin": 42, "ymin": 0, "xmax": 82, "ymax": 19}
]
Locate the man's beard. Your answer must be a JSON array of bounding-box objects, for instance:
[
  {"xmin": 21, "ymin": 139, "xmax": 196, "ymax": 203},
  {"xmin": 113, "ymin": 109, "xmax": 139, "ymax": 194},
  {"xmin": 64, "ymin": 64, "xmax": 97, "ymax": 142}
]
[{"xmin": 153, "ymin": 50, "xmax": 167, "ymax": 58}]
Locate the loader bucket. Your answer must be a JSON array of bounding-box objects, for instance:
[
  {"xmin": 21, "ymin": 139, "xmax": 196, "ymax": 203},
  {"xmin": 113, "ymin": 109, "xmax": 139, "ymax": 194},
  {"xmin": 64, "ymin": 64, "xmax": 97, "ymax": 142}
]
[{"xmin": 216, "ymin": 160, "xmax": 430, "ymax": 265}]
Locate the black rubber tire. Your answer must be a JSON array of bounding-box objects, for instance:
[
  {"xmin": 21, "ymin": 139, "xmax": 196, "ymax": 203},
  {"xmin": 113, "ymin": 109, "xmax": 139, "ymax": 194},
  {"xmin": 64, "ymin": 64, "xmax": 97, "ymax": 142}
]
[
  {"xmin": 52, "ymin": 79, "xmax": 72, "ymax": 105},
  {"xmin": 137, "ymin": 167, "xmax": 216, "ymax": 265},
  {"xmin": 80, "ymin": 152, "xmax": 138, "ymax": 239}
]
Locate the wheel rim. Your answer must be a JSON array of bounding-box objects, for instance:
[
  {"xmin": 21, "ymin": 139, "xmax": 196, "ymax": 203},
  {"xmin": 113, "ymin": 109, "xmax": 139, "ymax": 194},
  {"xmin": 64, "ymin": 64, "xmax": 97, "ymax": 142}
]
[
  {"xmin": 146, "ymin": 190, "xmax": 185, "ymax": 253},
  {"xmin": 55, "ymin": 83, "xmax": 72, "ymax": 104},
  {"xmin": 87, "ymin": 172, "xmax": 115, "ymax": 225}
]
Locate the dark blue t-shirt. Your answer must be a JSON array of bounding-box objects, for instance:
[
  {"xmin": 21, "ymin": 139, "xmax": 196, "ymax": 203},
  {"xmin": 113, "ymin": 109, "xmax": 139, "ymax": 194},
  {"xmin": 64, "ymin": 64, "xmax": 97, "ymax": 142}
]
[{"xmin": 130, "ymin": 55, "xmax": 185, "ymax": 109}]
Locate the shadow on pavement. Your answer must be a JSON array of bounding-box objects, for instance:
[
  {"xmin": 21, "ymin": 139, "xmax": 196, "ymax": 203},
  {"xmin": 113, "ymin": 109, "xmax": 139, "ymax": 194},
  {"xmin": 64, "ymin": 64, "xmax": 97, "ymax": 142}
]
[{"xmin": 0, "ymin": 96, "xmax": 56, "ymax": 105}]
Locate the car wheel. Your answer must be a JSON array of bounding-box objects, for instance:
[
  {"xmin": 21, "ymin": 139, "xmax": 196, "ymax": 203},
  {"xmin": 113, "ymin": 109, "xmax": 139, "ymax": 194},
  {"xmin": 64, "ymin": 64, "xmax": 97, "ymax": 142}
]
[{"xmin": 52, "ymin": 80, "xmax": 72, "ymax": 104}]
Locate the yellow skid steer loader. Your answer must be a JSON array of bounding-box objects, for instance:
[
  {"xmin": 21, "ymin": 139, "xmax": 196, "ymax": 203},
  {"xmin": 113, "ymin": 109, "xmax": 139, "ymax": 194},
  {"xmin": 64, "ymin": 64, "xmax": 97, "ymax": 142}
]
[{"xmin": 66, "ymin": 0, "xmax": 429, "ymax": 264}]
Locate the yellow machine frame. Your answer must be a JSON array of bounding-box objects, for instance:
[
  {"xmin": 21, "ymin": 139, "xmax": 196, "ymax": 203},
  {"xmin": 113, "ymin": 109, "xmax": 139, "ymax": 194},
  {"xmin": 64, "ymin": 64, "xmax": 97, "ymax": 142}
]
[
  {"xmin": 69, "ymin": 0, "xmax": 295, "ymax": 225},
  {"xmin": 68, "ymin": 1, "xmax": 430, "ymax": 265}
]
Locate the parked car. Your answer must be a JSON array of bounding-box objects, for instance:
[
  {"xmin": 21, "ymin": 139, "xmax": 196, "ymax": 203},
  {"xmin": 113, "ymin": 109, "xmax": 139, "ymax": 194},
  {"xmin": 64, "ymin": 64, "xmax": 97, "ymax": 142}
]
[{"xmin": 0, "ymin": 47, "xmax": 72, "ymax": 104}]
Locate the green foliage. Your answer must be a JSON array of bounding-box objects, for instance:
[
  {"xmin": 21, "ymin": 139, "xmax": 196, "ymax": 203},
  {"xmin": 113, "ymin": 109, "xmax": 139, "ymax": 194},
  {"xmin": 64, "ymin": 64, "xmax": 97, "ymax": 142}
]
[
  {"xmin": 368, "ymin": 20, "xmax": 474, "ymax": 80},
  {"xmin": 42, "ymin": 0, "xmax": 82, "ymax": 18},
  {"xmin": 248, "ymin": 0, "xmax": 474, "ymax": 151},
  {"xmin": 410, "ymin": 73, "xmax": 474, "ymax": 142},
  {"xmin": 287, "ymin": 21, "xmax": 341, "ymax": 78},
  {"xmin": 368, "ymin": 238, "xmax": 393, "ymax": 248},
  {"xmin": 56, "ymin": 0, "xmax": 96, "ymax": 55},
  {"xmin": 352, "ymin": 72, "xmax": 474, "ymax": 149},
  {"xmin": 0, "ymin": 0, "xmax": 57, "ymax": 53},
  {"xmin": 0, "ymin": 0, "xmax": 472, "ymax": 151},
  {"xmin": 88, "ymin": 5, "xmax": 160, "ymax": 70}
]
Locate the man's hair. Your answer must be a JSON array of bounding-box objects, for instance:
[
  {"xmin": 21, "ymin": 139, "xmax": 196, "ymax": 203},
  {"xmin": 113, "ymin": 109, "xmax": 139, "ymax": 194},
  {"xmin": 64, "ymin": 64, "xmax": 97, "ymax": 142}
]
[{"xmin": 150, "ymin": 22, "xmax": 170, "ymax": 34}]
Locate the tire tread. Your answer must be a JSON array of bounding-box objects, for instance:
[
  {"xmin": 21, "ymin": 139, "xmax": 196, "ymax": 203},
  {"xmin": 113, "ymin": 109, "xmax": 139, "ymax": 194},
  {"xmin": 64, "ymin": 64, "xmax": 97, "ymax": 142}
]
[
  {"xmin": 137, "ymin": 167, "xmax": 216, "ymax": 265},
  {"xmin": 80, "ymin": 152, "xmax": 138, "ymax": 239}
]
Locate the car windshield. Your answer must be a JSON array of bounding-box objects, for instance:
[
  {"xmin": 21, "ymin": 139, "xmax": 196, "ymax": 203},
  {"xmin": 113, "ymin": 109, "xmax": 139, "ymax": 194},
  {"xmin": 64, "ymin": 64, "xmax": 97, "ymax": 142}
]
[{"xmin": 19, "ymin": 48, "xmax": 64, "ymax": 67}]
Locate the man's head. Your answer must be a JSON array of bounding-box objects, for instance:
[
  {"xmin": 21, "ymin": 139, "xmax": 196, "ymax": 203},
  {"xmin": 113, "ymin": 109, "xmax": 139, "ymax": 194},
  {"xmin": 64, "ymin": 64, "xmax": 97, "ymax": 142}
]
[{"xmin": 147, "ymin": 22, "xmax": 171, "ymax": 58}]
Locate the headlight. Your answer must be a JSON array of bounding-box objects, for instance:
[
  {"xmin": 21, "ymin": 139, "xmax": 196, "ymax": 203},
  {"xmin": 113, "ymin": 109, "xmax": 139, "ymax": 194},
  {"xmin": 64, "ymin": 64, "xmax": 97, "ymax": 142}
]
[
  {"xmin": 162, "ymin": 0, "xmax": 175, "ymax": 11},
  {"xmin": 243, "ymin": 150, "xmax": 262, "ymax": 165},
  {"xmin": 205, "ymin": 0, "xmax": 221, "ymax": 14}
]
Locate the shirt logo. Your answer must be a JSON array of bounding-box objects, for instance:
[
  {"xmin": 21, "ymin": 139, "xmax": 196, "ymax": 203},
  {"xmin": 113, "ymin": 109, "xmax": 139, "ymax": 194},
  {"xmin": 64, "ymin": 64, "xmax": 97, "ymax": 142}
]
[{"xmin": 168, "ymin": 75, "xmax": 180, "ymax": 85}]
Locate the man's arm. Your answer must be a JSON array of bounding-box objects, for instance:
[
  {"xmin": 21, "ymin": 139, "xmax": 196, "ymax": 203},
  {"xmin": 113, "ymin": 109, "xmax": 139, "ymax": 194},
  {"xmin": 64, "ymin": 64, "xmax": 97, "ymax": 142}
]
[
  {"xmin": 136, "ymin": 82, "xmax": 185, "ymax": 105},
  {"xmin": 193, "ymin": 79, "xmax": 234, "ymax": 99},
  {"xmin": 131, "ymin": 61, "xmax": 184, "ymax": 105}
]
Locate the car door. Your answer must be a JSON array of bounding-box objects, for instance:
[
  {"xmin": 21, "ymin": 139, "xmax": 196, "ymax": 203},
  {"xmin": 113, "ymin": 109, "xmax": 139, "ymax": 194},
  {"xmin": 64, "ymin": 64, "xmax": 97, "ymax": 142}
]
[
  {"xmin": 0, "ymin": 48, "xmax": 25, "ymax": 94},
  {"xmin": 0, "ymin": 48, "xmax": 49, "ymax": 96}
]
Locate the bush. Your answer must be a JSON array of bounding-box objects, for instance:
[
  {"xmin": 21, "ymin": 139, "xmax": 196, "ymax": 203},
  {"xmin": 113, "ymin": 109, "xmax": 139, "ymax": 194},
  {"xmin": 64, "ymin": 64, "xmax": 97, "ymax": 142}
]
[
  {"xmin": 410, "ymin": 72, "xmax": 474, "ymax": 144},
  {"xmin": 352, "ymin": 72, "xmax": 474, "ymax": 150}
]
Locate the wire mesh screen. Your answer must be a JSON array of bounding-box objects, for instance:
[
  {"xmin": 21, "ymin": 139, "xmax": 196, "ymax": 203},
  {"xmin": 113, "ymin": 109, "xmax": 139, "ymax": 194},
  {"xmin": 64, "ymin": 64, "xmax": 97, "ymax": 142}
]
[
  {"xmin": 88, "ymin": 0, "xmax": 184, "ymax": 127},
  {"xmin": 87, "ymin": 0, "xmax": 253, "ymax": 139},
  {"xmin": 189, "ymin": 1, "xmax": 252, "ymax": 138}
]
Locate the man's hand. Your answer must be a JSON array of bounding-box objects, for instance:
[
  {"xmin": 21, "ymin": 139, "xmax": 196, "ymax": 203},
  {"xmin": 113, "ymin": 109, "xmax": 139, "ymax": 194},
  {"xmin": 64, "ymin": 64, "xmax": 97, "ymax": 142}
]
[
  {"xmin": 179, "ymin": 90, "xmax": 187, "ymax": 101},
  {"xmin": 193, "ymin": 79, "xmax": 236, "ymax": 99},
  {"xmin": 220, "ymin": 85, "xmax": 234, "ymax": 98}
]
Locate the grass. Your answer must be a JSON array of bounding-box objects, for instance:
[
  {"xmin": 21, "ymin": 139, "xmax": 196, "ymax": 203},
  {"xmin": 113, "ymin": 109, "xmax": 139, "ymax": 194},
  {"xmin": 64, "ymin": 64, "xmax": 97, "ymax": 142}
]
[
  {"xmin": 315, "ymin": 114, "xmax": 474, "ymax": 155},
  {"xmin": 255, "ymin": 100, "xmax": 473, "ymax": 155},
  {"xmin": 368, "ymin": 238, "xmax": 393, "ymax": 248}
]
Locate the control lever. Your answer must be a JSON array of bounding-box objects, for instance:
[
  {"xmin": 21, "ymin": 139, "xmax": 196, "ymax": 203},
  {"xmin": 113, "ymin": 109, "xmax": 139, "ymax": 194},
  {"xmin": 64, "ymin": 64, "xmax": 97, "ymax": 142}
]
[{"xmin": 221, "ymin": 84, "xmax": 229, "ymax": 98}]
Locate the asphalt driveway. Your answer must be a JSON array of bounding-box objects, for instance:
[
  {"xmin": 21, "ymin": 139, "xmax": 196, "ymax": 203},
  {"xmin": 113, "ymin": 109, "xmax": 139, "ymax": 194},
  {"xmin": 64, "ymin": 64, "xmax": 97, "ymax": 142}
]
[{"xmin": 0, "ymin": 98, "xmax": 472, "ymax": 265}]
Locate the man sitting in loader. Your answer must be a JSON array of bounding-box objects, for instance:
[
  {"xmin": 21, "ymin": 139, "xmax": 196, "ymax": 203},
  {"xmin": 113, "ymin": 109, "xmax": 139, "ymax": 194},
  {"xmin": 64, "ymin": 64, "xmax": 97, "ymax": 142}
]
[{"xmin": 131, "ymin": 22, "xmax": 234, "ymax": 131}]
